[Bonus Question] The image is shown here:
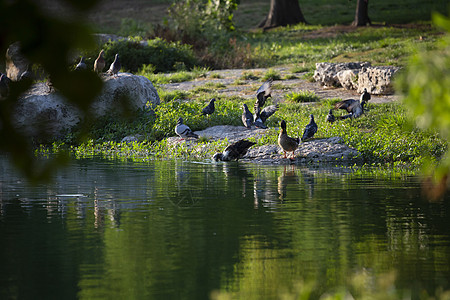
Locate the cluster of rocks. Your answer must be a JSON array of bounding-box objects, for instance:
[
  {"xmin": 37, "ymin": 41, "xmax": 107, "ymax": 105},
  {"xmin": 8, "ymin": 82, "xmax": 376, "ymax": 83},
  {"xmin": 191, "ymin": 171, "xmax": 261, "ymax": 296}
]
[{"xmin": 313, "ymin": 62, "xmax": 401, "ymax": 95}]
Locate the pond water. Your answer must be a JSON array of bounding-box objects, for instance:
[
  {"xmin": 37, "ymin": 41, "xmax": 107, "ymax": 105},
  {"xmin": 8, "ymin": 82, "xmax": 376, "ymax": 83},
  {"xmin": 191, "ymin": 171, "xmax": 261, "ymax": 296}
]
[{"xmin": 1, "ymin": 156, "xmax": 449, "ymax": 299}]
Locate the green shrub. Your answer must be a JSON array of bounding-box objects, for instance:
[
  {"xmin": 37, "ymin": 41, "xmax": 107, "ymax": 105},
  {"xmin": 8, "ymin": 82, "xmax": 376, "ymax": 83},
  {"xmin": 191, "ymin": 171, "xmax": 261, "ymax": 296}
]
[
  {"xmin": 286, "ymin": 90, "xmax": 320, "ymax": 103},
  {"xmin": 103, "ymin": 38, "xmax": 197, "ymax": 73}
]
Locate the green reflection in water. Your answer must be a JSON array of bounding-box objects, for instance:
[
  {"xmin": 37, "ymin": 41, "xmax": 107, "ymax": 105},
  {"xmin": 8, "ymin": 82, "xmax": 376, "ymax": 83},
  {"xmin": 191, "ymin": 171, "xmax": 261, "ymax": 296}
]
[{"xmin": 0, "ymin": 158, "xmax": 449, "ymax": 300}]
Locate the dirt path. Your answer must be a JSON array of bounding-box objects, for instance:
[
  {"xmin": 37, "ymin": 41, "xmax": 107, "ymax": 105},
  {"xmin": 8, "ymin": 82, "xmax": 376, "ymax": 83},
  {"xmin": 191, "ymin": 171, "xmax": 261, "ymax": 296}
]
[{"xmin": 160, "ymin": 66, "xmax": 400, "ymax": 103}]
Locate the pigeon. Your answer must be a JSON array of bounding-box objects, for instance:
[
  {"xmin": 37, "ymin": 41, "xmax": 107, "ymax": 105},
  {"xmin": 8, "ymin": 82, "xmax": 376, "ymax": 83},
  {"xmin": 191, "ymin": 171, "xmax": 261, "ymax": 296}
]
[
  {"xmin": 253, "ymin": 106, "xmax": 268, "ymax": 129},
  {"xmin": 213, "ymin": 139, "xmax": 256, "ymax": 161},
  {"xmin": 242, "ymin": 103, "xmax": 253, "ymax": 129},
  {"xmin": 301, "ymin": 114, "xmax": 318, "ymax": 142},
  {"xmin": 360, "ymin": 88, "xmax": 371, "ymax": 103},
  {"xmin": 75, "ymin": 56, "xmax": 87, "ymax": 71},
  {"xmin": 259, "ymin": 104, "xmax": 278, "ymax": 124},
  {"xmin": 278, "ymin": 120, "xmax": 299, "ymax": 159},
  {"xmin": 19, "ymin": 65, "xmax": 33, "ymax": 81},
  {"xmin": 175, "ymin": 117, "xmax": 199, "ymax": 139},
  {"xmin": 202, "ymin": 98, "xmax": 216, "ymax": 116},
  {"xmin": 0, "ymin": 74, "xmax": 10, "ymax": 99},
  {"xmin": 326, "ymin": 109, "xmax": 335, "ymax": 123},
  {"xmin": 334, "ymin": 98, "xmax": 366, "ymax": 119},
  {"xmin": 255, "ymin": 78, "xmax": 273, "ymax": 108},
  {"xmin": 46, "ymin": 74, "xmax": 54, "ymax": 93},
  {"xmin": 94, "ymin": 50, "xmax": 106, "ymax": 73},
  {"xmin": 108, "ymin": 53, "xmax": 121, "ymax": 77}
]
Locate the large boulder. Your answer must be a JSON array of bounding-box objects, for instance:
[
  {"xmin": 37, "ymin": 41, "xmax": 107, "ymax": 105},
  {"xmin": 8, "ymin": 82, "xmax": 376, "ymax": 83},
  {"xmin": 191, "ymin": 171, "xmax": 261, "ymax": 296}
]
[
  {"xmin": 314, "ymin": 62, "xmax": 371, "ymax": 88},
  {"xmin": 13, "ymin": 73, "xmax": 159, "ymax": 140},
  {"xmin": 357, "ymin": 66, "xmax": 401, "ymax": 95}
]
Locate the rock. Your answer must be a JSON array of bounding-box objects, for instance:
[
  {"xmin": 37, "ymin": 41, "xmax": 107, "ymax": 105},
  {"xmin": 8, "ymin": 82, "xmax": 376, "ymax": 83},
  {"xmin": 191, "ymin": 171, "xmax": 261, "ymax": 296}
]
[
  {"xmin": 121, "ymin": 134, "xmax": 144, "ymax": 143},
  {"xmin": 314, "ymin": 62, "xmax": 371, "ymax": 88},
  {"xmin": 357, "ymin": 66, "xmax": 401, "ymax": 95},
  {"xmin": 13, "ymin": 73, "xmax": 159, "ymax": 140},
  {"xmin": 5, "ymin": 42, "xmax": 29, "ymax": 81},
  {"xmin": 336, "ymin": 69, "xmax": 359, "ymax": 90},
  {"xmin": 94, "ymin": 73, "xmax": 159, "ymax": 116}
]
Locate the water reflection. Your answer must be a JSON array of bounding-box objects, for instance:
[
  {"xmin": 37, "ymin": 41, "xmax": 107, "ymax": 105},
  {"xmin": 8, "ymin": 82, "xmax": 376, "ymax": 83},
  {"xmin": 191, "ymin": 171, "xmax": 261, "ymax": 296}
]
[{"xmin": 0, "ymin": 157, "xmax": 449, "ymax": 299}]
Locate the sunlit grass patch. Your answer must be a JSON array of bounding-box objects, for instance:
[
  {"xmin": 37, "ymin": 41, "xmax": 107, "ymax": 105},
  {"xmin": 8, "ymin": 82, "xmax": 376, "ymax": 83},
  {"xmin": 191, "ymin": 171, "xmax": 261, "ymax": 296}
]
[{"xmin": 285, "ymin": 90, "xmax": 321, "ymax": 103}]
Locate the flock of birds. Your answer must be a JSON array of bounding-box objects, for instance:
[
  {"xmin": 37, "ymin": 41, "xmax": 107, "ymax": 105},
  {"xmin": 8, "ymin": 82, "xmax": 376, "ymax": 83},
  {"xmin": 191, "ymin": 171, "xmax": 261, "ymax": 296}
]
[
  {"xmin": 2, "ymin": 54, "xmax": 371, "ymax": 162},
  {"xmin": 174, "ymin": 78, "xmax": 371, "ymax": 162},
  {"xmin": 0, "ymin": 50, "xmax": 122, "ymax": 98}
]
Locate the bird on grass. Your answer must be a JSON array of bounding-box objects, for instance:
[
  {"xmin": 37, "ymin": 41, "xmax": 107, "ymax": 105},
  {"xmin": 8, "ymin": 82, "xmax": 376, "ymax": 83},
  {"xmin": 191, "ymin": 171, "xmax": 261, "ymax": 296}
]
[
  {"xmin": 257, "ymin": 103, "xmax": 279, "ymax": 124},
  {"xmin": 360, "ymin": 88, "xmax": 371, "ymax": 103},
  {"xmin": 213, "ymin": 139, "xmax": 256, "ymax": 162},
  {"xmin": 242, "ymin": 103, "xmax": 253, "ymax": 129},
  {"xmin": 278, "ymin": 120, "xmax": 299, "ymax": 159},
  {"xmin": 75, "ymin": 56, "xmax": 87, "ymax": 71},
  {"xmin": 255, "ymin": 78, "xmax": 273, "ymax": 108},
  {"xmin": 301, "ymin": 114, "xmax": 318, "ymax": 142},
  {"xmin": 202, "ymin": 98, "xmax": 216, "ymax": 117},
  {"xmin": 0, "ymin": 74, "xmax": 10, "ymax": 99},
  {"xmin": 326, "ymin": 109, "xmax": 335, "ymax": 123},
  {"xmin": 175, "ymin": 117, "xmax": 199, "ymax": 140},
  {"xmin": 94, "ymin": 50, "xmax": 106, "ymax": 74},
  {"xmin": 334, "ymin": 97, "xmax": 366, "ymax": 119},
  {"xmin": 108, "ymin": 54, "xmax": 121, "ymax": 77}
]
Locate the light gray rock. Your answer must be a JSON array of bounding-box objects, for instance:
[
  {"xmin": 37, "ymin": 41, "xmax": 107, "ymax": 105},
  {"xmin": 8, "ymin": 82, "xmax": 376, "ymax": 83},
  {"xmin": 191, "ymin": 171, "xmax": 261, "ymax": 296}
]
[
  {"xmin": 13, "ymin": 73, "xmax": 159, "ymax": 139},
  {"xmin": 121, "ymin": 134, "xmax": 145, "ymax": 143},
  {"xmin": 357, "ymin": 66, "xmax": 401, "ymax": 95},
  {"xmin": 336, "ymin": 69, "xmax": 359, "ymax": 90},
  {"xmin": 314, "ymin": 62, "xmax": 371, "ymax": 88}
]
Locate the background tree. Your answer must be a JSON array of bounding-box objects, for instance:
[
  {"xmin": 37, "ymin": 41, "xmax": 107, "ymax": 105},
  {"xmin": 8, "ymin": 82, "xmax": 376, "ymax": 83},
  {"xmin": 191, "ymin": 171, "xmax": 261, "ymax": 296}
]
[
  {"xmin": 258, "ymin": 0, "xmax": 307, "ymax": 30},
  {"xmin": 352, "ymin": 0, "xmax": 371, "ymax": 26}
]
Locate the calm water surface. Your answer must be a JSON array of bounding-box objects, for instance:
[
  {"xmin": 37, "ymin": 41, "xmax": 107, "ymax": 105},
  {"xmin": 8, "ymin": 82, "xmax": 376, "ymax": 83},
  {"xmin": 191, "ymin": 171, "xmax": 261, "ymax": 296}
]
[{"xmin": 0, "ymin": 156, "xmax": 449, "ymax": 299}]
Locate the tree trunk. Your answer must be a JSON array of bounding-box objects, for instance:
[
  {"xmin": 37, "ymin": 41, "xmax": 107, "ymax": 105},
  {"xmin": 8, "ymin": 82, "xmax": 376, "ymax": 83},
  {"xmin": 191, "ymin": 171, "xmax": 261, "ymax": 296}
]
[
  {"xmin": 258, "ymin": 0, "xmax": 307, "ymax": 30},
  {"xmin": 352, "ymin": 0, "xmax": 371, "ymax": 26}
]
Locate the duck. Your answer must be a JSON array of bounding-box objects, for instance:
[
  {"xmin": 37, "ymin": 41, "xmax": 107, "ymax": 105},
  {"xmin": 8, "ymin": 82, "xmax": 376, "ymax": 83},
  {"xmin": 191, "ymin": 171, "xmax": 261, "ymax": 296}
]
[
  {"xmin": 175, "ymin": 117, "xmax": 199, "ymax": 140},
  {"xmin": 213, "ymin": 139, "xmax": 256, "ymax": 161},
  {"xmin": 278, "ymin": 120, "xmax": 299, "ymax": 159},
  {"xmin": 94, "ymin": 50, "xmax": 105, "ymax": 73},
  {"xmin": 108, "ymin": 53, "xmax": 121, "ymax": 77},
  {"xmin": 301, "ymin": 114, "xmax": 318, "ymax": 142},
  {"xmin": 202, "ymin": 98, "xmax": 216, "ymax": 116},
  {"xmin": 326, "ymin": 109, "xmax": 335, "ymax": 123},
  {"xmin": 75, "ymin": 56, "xmax": 87, "ymax": 71},
  {"xmin": 242, "ymin": 103, "xmax": 253, "ymax": 129},
  {"xmin": 255, "ymin": 78, "xmax": 273, "ymax": 109}
]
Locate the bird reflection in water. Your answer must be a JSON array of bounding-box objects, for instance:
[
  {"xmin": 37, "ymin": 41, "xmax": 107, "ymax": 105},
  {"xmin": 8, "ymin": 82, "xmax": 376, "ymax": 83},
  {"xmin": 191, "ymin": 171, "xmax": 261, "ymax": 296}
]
[
  {"xmin": 277, "ymin": 165, "xmax": 299, "ymax": 201},
  {"xmin": 300, "ymin": 168, "xmax": 316, "ymax": 200}
]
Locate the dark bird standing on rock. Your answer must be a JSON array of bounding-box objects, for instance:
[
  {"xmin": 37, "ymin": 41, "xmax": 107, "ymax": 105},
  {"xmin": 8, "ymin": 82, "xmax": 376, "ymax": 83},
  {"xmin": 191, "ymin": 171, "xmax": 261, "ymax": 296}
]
[
  {"xmin": 108, "ymin": 54, "xmax": 121, "ymax": 77},
  {"xmin": 301, "ymin": 114, "xmax": 318, "ymax": 142},
  {"xmin": 175, "ymin": 117, "xmax": 199, "ymax": 140},
  {"xmin": 20, "ymin": 65, "xmax": 33, "ymax": 81},
  {"xmin": 326, "ymin": 109, "xmax": 335, "ymax": 123},
  {"xmin": 94, "ymin": 50, "xmax": 106, "ymax": 73},
  {"xmin": 278, "ymin": 120, "xmax": 299, "ymax": 159},
  {"xmin": 0, "ymin": 74, "xmax": 10, "ymax": 99},
  {"xmin": 253, "ymin": 105, "xmax": 268, "ymax": 129},
  {"xmin": 242, "ymin": 103, "xmax": 253, "ymax": 129},
  {"xmin": 202, "ymin": 98, "xmax": 216, "ymax": 116},
  {"xmin": 75, "ymin": 56, "xmax": 87, "ymax": 71},
  {"xmin": 255, "ymin": 78, "xmax": 273, "ymax": 108},
  {"xmin": 213, "ymin": 139, "xmax": 256, "ymax": 161}
]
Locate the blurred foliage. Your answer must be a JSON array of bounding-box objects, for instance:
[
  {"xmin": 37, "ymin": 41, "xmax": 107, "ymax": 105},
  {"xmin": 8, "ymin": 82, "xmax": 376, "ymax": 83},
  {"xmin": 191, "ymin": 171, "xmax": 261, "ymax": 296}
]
[
  {"xmin": 396, "ymin": 11, "xmax": 450, "ymax": 187},
  {"xmin": 0, "ymin": 0, "xmax": 103, "ymax": 182}
]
